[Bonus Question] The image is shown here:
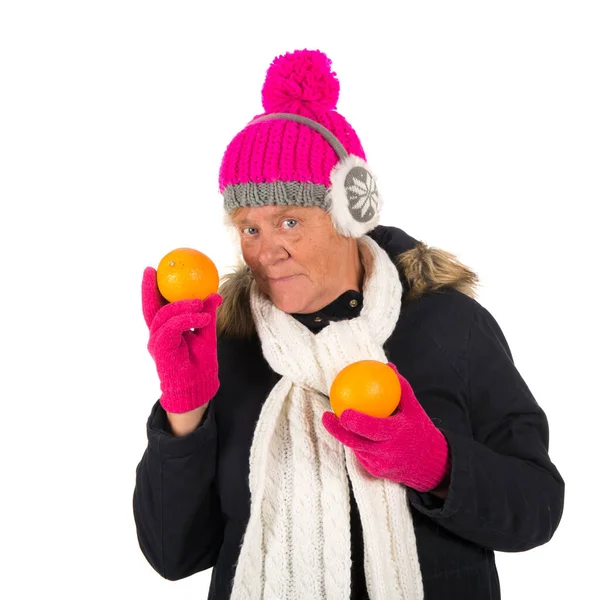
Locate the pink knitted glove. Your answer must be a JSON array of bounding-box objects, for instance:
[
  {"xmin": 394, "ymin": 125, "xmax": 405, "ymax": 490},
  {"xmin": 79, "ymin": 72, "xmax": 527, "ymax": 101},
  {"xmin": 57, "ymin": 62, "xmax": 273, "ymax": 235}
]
[
  {"xmin": 322, "ymin": 363, "xmax": 450, "ymax": 492},
  {"xmin": 142, "ymin": 266, "xmax": 222, "ymax": 414}
]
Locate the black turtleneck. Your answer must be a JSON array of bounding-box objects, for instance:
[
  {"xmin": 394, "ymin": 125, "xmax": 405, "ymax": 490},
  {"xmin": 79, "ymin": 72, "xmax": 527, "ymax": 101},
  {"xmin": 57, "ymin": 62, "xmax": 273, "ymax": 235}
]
[{"xmin": 290, "ymin": 289, "xmax": 364, "ymax": 332}]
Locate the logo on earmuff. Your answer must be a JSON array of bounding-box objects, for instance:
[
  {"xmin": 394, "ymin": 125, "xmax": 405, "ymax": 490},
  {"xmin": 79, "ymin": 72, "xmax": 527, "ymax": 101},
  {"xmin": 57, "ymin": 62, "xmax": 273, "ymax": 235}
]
[{"xmin": 345, "ymin": 166, "xmax": 379, "ymax": 223}]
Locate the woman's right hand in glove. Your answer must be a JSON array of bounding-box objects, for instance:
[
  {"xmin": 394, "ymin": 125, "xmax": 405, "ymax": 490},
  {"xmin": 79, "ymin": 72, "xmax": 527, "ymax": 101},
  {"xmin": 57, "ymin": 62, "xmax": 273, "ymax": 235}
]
[{"xmin": 142, "ymin": 266, "xmax": 222, "ymax": 415}]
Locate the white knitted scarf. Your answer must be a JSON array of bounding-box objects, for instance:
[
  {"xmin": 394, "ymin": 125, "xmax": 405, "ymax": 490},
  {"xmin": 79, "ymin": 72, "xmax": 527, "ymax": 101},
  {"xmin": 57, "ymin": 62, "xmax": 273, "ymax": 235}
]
[{"xmin": 229, "ymin": 236, "xmax": 424, "ymax": 600}]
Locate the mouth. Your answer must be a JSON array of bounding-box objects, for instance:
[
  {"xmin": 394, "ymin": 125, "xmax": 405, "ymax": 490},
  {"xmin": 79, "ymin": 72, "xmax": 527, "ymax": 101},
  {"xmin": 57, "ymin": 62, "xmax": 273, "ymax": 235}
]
[{"xmin": 267, "ymin": 274, "xmax": 299, "ymax": 284}]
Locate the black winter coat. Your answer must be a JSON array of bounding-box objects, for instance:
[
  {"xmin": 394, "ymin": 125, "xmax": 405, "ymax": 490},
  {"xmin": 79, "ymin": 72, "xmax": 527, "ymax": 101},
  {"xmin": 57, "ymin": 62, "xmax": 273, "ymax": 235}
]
[{"xmin": 133, "ymin": 225, "xmax": 564, "ymax": 599}]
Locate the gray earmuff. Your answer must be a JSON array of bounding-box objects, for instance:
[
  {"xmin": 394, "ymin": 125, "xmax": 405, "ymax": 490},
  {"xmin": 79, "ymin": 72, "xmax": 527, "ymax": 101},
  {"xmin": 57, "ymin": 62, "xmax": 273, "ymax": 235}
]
[{"xmin": 249, "ymin": 113, "xmax": 382, "ymax": 238}]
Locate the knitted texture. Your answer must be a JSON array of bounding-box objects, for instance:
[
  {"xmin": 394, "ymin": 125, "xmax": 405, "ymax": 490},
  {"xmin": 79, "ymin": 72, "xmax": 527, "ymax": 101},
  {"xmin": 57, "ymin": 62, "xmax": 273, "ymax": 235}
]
[
  {"xmin": 218, "ymin": 49, "xmax": 366, "ymax": 196},
  {"xmin": 229, "ymin": 237, "xmax": 424, "ymax": 600},
  {"xmin": 322, "ymin": 363, "xmax": 451, "ymax": 493},
  {"xmin": 141, "ymin": 267, "xmax": 222, "ymax": 413},
  {"xmin": 222, "ymin": 180, "xmax": 329, "ymax": 213}
]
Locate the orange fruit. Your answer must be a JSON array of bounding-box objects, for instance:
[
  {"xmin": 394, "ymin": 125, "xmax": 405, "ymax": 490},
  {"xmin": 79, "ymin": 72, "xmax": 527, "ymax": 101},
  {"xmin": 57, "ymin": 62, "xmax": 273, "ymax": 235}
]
[
  {"xmin": 156, "ymin": 247, "xmax": 219, "ymax": 303},
  {"xmin": 329, "ymin": 360, "xmax": 401, "ymax": 418}
]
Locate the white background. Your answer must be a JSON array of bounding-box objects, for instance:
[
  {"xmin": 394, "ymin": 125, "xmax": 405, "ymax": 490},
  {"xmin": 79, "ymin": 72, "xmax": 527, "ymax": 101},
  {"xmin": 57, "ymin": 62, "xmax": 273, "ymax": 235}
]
[{"xmin": 1, "ymin": 1, "xmax": 598, "ymax": 598}]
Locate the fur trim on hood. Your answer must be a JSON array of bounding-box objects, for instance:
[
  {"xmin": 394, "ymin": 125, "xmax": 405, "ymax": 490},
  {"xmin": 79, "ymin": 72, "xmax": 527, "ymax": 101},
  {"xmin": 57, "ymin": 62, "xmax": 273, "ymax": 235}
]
[{"xmin": 216, "ymin": 239, "xmax": 479, "ymax": 339}]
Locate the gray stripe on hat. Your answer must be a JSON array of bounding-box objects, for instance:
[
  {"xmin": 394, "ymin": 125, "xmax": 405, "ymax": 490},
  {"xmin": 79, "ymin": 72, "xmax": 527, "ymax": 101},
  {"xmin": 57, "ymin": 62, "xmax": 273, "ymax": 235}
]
[
  {"xmin": 223, "ymin": 181, "xmax": 331, "ymax": 213},
  {"xmin": 249, "ymin": 113, "xmax": 349, "ymax": 160}
]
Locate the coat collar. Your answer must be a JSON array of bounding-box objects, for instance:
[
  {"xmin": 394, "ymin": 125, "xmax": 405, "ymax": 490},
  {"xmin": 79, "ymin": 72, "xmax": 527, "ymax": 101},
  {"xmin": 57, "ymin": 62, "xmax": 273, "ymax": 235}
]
[
  {"xmin": 216, "ymin": 225, "xmax": 479, "ymax": 339},
  {"xmin": 291, "ymin": 289, "xmax": 363, "ymax": 333}
]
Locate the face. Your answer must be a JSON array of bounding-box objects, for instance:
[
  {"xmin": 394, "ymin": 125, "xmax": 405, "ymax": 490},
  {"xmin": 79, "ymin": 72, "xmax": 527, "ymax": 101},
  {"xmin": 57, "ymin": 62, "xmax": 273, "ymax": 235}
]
[{"xmin": 231, "ymin": 205, "xmax": 361, "ymax": 314}]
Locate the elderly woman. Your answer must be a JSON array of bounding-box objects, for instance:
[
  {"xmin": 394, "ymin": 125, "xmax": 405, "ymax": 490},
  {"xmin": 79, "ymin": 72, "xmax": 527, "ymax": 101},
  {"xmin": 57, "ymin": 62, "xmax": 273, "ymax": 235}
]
[{"xmin": 133, "ymin": 50, "xmax": 564, "ymax": 600}]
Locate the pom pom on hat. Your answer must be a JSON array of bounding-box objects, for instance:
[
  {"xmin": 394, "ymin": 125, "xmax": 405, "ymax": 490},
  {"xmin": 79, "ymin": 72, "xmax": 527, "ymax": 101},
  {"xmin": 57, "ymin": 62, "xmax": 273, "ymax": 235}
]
[{"xmin": 261, "ymin": 49, "xmax": 340, "ymax": 113}]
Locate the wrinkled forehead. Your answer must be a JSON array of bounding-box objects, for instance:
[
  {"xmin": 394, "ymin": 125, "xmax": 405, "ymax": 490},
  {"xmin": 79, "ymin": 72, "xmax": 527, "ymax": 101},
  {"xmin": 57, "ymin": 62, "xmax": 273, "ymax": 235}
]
[{"xmin": 229, "ymin": 205, "xmax": 330, "ymax": 225}]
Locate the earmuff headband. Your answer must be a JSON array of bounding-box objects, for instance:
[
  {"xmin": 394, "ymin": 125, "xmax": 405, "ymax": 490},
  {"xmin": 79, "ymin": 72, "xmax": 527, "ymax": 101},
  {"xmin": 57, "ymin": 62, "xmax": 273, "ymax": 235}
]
[
  {"xmin": 248, "ymin": 113, "xmax": 382, "ymax": 238},
  {"xmin": 250, "ymin": 113, "xmax": 349, "ymax": 160}
]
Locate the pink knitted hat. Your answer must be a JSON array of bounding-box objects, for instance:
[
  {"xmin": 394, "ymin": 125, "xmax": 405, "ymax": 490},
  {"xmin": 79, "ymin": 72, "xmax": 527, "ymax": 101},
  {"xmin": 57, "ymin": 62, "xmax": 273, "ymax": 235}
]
[{"xmin": 219, "ymin": 49, "xmax": 382, "ymax": 238}]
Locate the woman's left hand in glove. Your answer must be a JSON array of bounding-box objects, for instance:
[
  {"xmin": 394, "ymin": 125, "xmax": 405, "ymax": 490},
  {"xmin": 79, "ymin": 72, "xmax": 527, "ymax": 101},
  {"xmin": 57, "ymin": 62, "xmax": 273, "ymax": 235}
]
[{"xmin": 322, "ymin": 363, "xmax": 451, "ymax": 493}]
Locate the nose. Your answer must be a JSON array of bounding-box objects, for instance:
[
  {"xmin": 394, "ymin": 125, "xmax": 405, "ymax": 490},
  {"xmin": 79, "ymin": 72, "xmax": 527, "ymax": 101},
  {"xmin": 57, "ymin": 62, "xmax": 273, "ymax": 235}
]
[{"xmin": 257, "ymin": 231, "xmax": 290, "ymax": 267}]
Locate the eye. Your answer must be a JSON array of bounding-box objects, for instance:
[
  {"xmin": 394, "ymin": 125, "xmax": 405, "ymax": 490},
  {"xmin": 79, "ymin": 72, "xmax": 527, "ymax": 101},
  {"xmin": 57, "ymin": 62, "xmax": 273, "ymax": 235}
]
[
  {"xmin": 241, "ymin": 227, "xmax": 259, "ymax": 236},
  {"xmin": 281, "ymin": 219, "xmax": 298, "ymax": 230}
]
